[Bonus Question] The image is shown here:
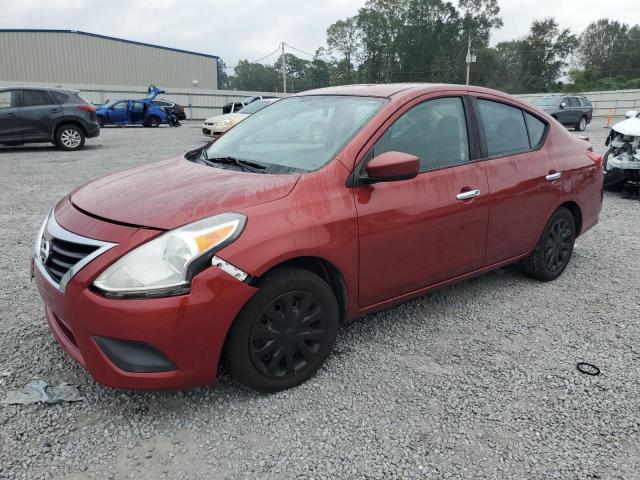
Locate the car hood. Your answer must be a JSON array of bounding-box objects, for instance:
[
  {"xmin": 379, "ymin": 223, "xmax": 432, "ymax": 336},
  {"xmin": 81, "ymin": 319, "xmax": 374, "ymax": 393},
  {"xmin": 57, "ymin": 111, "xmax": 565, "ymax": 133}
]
[
  {"xmin": 70, "ymin": 156, "xmax": 300, "ymax": 230},
  {"xmin": 204, "ymin": 113, "xmax": 248, "ymax": 124},
  {"xmin": 612, "ymin": 115, "xmax": 640, "ymax": 136}
]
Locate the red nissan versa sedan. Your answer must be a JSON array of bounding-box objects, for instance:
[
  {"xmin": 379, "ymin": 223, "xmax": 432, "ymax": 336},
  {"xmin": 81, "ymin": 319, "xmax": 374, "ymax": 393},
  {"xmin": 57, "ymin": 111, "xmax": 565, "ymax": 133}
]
[{"xmin": 33, "ymin": 84, "xmax": 603, "ymax": 393}]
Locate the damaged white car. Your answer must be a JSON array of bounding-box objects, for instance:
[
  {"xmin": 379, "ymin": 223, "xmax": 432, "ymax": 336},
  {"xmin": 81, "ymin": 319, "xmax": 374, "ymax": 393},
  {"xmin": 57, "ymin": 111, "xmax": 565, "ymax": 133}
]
[{"xmin": 603, "ymin": 110, "xmax": 640, "ymax": 191}]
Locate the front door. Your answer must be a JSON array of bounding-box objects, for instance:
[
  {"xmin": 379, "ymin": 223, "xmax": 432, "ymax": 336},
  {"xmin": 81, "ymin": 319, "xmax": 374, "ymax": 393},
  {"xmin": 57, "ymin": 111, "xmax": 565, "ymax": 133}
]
[
  {"xmin": 107, "ymin": 101, "xmax": 130, "ymax": 124},
  {"xmin": 19, "ymin": 89, "xmax": 63, "ymax": 141},
  {"xmin": 474, "ymin": 96, "xmax": 564, "ymax": 264},
  {"xmin": 354, "ymin": 95, "xmax": 490, "ymax": 308},
  {"xmin": 0, "ymin": 90, "xmax": 22, "ymax": 143}
]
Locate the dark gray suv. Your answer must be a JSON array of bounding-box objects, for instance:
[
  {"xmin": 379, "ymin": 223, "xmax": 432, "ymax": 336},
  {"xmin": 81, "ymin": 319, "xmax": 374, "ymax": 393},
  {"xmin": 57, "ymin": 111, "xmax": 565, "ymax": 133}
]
[
  {"xmin": 0, "ymin": 87, "xmax": 100, "ymax": 151},
  {"xmin": 532, "ymin": 95, "xmax": 593, "ymax": 132}
]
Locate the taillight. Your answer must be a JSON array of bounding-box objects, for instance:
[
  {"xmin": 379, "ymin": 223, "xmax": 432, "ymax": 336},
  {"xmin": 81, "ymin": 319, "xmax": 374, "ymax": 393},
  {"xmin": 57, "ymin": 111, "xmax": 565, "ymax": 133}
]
[
  {"xmin": 79, "ymin": 104, "xmax": 96, "ymax": 113},
  {"xmin": 588, "ymin": 151, "xmax": 603, "ymax": 169}
]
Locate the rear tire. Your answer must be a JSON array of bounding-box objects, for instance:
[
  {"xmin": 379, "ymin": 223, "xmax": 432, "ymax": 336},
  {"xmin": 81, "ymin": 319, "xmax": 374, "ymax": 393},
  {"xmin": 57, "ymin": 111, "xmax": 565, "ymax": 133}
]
[
  {"xmin": 145, "ymin": 115, "xmax": 161, "ymax": 128},
  {"xmin": 575, "ymin": 116, "xmax": 587, "ymax": 131},
  {"xmin": 518, "ymin": 207, "xmax": 576, "ymax": 282},
  {"xmin": 97, "ymin": 115, "xmax": 105, "ymax": 128},
  {"xmin": 223, "ymin": 268, "xmax": 339, "ymax": 393},
  {"xmin": 55, "ymin": 124, "xmax": 85, "ymax": 151}
]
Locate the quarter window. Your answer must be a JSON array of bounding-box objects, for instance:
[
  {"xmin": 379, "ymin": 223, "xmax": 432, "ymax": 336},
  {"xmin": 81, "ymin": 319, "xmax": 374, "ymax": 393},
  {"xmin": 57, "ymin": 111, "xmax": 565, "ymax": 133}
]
[
  {"xmin": 22, "ymin": 90, "xmax": 53, "ymax": 107},
  {"xmin": 374, "ymin": 97, "xmax": 470, "ymax": 171},
  {"xmin": 477, "ymin": 99, "xmax": 530, "ymax": 157},
  {"xmin": 524, "ymin": 113, "xmax": 546, "ymax": 149},
  {"xmin": 0, "ymin": 90, "xmax": 18, "ymax": 109}
]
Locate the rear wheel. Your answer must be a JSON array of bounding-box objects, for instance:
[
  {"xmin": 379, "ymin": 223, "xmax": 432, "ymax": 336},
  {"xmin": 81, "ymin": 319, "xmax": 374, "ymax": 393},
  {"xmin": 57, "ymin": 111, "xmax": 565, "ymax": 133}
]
[
  {"xmin": 55, "ymin": 124, "xmax": 85, "ymax": 151},
  {"xmin": 223, "ymin": 268, "xmax": 339, "ymax": 392},
  {"xmin": 575, "ymin": 116, "xmax": 587, "ymax": 131},
  {"xmin": 518, "ymin": 207, "xmax": 576, "ymax": 282},
  {"xmin": 97, "ymin": 115, "xmax": 105, "ymax": 128},
  {"xmin": 145, "ymin": 115, "xmax": 161, "ymax": 128}
]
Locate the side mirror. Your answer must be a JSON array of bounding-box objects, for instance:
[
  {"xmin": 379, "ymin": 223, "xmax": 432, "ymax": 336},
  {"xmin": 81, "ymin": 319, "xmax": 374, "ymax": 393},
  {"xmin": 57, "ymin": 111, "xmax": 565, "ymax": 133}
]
[
  {"xmin": 560, "ymin": 102, "xmax": 566, "ymax": 109},
  {"xmin": 360, "ymin": 151, "xmax": 419, "ymax": 185},
  {"xmin": 625, "ymin": 110, "xmax": 638, "ymax": 119}
]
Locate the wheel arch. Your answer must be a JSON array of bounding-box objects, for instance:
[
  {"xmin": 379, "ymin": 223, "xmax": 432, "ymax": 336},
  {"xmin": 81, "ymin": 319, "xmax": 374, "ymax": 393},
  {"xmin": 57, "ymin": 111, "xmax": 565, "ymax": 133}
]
[
  {"xmin": 251, "ymin": 256, "xmax": 349, "ymax": 323},
  {"xmin": 51, "ymin": 119, "xmax": 87, "ymax": 141},
  {"xmin": 558, "ymin": 200, "xmax": 583, "ymax": 236}
]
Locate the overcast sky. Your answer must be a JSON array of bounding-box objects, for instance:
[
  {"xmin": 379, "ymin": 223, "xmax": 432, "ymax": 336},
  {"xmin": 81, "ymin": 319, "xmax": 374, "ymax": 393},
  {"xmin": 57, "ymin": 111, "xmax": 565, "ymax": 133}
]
[{"xmin": 2, "ymin": 0, "xmax": 637, "ymax": 69}]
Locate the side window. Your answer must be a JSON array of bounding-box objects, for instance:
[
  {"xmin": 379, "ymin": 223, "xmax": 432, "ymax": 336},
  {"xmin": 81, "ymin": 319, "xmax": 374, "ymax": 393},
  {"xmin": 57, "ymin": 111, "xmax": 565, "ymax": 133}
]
[
  {"xmin": 374, "ymin": 97, "xmax": 469, "ymax": 171},
  {"xmin": 112, "ymin": 101, "xmax": 129, "ymax": 110},
  {"xmin": 0, "ymin": 90, "xmax": 18, "ymax": 109},
  {"xmin": 568, "ymin": 97, "xmax": 580, "ymax": 107},
  {"xmin": 22, "ymin": 90, "xmax": 54, "ymax": 107},
  {"xmin": 477, "ymin": 99, "xmax": 530, "ymax": 157},
  {"xmin": 524, "ymin": 112, "xmax": 547, "ymax": 149}
]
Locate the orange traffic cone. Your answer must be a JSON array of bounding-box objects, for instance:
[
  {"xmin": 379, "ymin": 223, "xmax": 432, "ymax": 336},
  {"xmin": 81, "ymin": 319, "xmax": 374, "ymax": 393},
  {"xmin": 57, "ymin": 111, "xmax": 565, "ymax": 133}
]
[{"xmin": 604, "ymin": 109, "xmax": 613, "ymax": 128}]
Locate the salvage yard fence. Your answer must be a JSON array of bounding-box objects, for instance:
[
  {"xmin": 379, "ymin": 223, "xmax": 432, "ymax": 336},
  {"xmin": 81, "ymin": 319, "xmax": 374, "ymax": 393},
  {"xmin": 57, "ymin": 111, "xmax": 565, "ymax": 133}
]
[
  {"xmin": 1, "ymin": 81, "xmax": 639, "ymax": 120},
  {"xmin": 517, "ymin": 89, "xmax": 640, "ymax": 118}
]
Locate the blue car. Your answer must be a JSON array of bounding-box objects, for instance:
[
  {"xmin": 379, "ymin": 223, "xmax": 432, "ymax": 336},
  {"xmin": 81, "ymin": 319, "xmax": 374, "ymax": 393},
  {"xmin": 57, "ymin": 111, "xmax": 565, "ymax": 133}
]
[{"xmin": 96, "ymin": 86, "xmax": 170, "ymax": 127}]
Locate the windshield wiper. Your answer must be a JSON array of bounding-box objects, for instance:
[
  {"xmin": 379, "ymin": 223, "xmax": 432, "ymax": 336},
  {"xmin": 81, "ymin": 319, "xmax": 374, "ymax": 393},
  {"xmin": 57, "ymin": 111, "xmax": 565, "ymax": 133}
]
[{"xmin": 199, "ymin": 150, "xmax": 266, "ymax": 173}]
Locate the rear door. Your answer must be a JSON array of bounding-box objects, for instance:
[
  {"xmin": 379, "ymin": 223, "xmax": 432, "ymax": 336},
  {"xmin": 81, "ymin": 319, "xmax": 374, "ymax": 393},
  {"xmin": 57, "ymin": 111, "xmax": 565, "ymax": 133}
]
[
  {"xmin": 20, "ymin": 89, "xmax": 64, "ymax": 141},
  {"xmin": 567, "ymin": 97, "xmax": 581, "ymax": 124},
  {"xmin": 474, "ymin": 96, "xmax": 563, "ymax": 264},
  {"xmin": 354, "ymin": 94, "xmax": 490, "ymax": 307},
  {"xmin": 0, "ymin": 89, "xmax": 22, "ymax": 143}
]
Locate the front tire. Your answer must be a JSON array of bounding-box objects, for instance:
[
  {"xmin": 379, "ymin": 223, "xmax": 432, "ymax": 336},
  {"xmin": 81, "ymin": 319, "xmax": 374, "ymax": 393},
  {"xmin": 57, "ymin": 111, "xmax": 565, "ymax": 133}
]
[
  {"xmin": 518, "ymin": 207, "xmax": 576, "ymax": 282},
  {"xmin": 55, "ymin": 124, "xmax": 85, "ymax": 151},
  {"xmin": 223, "ymin": 268, "xmax": 339, "ymax": 393}
]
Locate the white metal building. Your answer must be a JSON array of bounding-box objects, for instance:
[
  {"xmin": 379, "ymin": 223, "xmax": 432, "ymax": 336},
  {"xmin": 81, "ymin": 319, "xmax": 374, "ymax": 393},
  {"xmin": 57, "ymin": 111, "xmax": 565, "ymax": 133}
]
[{"xmin": 0, "ymin": 29, "xmax": 219, "ymax": 90}]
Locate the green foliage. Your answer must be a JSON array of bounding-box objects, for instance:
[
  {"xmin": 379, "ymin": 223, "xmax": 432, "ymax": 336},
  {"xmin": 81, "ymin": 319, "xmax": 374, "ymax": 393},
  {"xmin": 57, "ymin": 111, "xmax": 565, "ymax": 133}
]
[{"xmin": 219, "ymin": 4, "xmax": 640, "ymax": 95}]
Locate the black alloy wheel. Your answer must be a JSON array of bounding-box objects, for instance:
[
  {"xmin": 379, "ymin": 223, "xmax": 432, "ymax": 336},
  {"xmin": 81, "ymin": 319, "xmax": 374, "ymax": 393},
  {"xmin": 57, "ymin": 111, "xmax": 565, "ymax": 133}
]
[
  {"xmin": 249, "ymin": 291, "xmax": 329, "ymax": 378},
  {"xmin": 223, "ymin": 268, "xmax": 339, "ymax": 392},
  {"xmin": 543, "ymin": 217, "xmax": 573, "ymax": 273},
  {"xmin": 518, "ymin": 207, "xmax": 576, "ymax": 282}
]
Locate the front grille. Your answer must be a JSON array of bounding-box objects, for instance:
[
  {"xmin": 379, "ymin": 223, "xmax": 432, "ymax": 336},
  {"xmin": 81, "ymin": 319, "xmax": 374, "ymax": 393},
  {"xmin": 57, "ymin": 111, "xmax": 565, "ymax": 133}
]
[
  {"xmin": 43, "ymin": 236, "xmax": 99, "ymax": 284},
  {"xmin": 36, "ymin": 212, "xmax": 116, "ymax": 292}
]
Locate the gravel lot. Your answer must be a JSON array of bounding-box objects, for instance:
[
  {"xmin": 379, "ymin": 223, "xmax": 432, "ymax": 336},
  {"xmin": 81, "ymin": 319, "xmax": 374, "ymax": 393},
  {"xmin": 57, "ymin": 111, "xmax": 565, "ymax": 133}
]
[{"xmin": 1, "ymin": 118, "xmax": 639, "ymax": 479}]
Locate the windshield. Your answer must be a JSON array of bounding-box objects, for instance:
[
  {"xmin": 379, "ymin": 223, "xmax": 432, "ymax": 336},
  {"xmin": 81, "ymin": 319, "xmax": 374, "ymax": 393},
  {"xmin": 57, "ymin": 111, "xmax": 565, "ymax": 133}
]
[
  {"xmin": 532, "ymin": 97, "xmax": 561, "ymax": 106},
  {"xmin": 239, "ymin": 99, "xmax": 276, "ymax": 114},
  {"xmin": 204, "ymin": 95, "xmax": 386, "ymax": 174}
]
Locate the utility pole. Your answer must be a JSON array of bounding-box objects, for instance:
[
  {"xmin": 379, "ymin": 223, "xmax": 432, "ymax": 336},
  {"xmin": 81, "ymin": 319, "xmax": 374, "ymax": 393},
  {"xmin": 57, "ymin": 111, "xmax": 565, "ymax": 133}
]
[
  {"xmin": 281, "ymin": 42, "xmax": 287, "ymax": 94},
  {"xmin": 465, "ymin": 34, "xmax": 477, "ymax": 86}
]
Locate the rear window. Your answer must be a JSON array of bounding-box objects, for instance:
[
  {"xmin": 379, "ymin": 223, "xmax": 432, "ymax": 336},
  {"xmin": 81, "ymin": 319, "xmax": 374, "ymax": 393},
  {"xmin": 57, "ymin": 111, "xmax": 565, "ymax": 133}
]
[
  {"xmin": 579, "ymin": 98, "xmax": 591, "ymax": 107},
  {"xmin": 478, "ymin": 99, "xmax": 530, "ymax": 157}
]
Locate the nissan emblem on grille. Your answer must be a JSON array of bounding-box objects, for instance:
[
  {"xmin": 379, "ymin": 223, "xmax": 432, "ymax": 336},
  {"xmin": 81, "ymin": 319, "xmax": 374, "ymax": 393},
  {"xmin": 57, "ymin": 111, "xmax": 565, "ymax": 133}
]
[{"xmin": 40, "ymin": 237, "xmax": 50, "ymax": 264}]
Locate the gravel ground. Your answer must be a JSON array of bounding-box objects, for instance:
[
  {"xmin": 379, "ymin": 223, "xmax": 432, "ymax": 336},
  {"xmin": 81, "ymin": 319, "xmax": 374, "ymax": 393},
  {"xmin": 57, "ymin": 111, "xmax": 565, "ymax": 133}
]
[{"xmin": 1, "ymin": 118, "xmax": 639, "ymax": 480}]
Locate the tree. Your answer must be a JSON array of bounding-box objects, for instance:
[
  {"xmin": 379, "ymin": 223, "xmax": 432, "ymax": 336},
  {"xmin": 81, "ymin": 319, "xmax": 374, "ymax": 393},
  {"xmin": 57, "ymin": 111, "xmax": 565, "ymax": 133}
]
[
  {"xmin": 217, "ymin": 59, "xmax": 230, "ymax": 89},
  {"xmin": 519, "ymin": 18, "xmax": 578, "ymax": 93},
  {"xmin": 326, "ymin": 17, "xmax": 360, "ymax": 83},
  {"xmin": 578, "ymin": 19, "xmax": 629, "ymax": 74},
  {"xmin": 230, "ymin": 60, "xmax": 280, "ymax": 92}
]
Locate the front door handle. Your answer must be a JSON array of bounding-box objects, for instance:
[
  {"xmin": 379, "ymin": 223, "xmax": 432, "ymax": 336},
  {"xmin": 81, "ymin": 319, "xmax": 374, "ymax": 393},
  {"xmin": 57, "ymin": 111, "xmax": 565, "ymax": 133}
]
[
  {"xmin": 6, "ymin": 112, "xmax": 17, "ymax": 117},
  {"xmin": 456, "ymin": 189, "xmax": 481, "ymax": 201},
  {"xmin": 546, "ymin": 171, "xmax": 562, "ymax": 181}
]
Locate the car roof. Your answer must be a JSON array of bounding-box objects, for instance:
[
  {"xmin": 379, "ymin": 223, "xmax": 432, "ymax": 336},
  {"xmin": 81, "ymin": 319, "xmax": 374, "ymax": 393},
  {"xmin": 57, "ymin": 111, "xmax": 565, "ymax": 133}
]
[{"xmin": 0, "ymin": 86, "xmax": 79, "ymax": 94}]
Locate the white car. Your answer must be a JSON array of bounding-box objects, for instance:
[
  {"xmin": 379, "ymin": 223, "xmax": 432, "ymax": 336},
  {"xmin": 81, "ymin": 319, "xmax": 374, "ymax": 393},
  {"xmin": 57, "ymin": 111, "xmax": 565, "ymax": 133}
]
[{"xmin": 202, "ymin": 99, "xmax": 279, "ymax": 139}]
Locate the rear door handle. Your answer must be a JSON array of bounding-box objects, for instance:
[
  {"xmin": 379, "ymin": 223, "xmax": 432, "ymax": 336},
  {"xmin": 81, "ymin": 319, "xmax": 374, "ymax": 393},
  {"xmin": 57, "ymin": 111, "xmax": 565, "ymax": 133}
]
[
  {"xmin": 546, "ymin": 172, "xmax": 562, "ymax": 181},
  {"xmin": 51, "ymin": 108, "xmax": 62, "ymax": 113},
  {"xmin": 456, "ymin": 189, "xmax": 481, "ymax": 201},
  {"xmin": 7, "ymin": 112, "xmax": 17, "ymax": 117}
]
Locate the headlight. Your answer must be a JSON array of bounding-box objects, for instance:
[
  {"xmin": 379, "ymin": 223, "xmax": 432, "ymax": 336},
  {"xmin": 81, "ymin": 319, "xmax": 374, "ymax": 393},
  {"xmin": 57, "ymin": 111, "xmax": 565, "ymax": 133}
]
[
  {"xmin": 213, "ymin": 119, "xmax": 234, "ymax": 127},
  {"xmin": 93, "ymin": 213, "xmax": 246, "ymax": 298}
]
